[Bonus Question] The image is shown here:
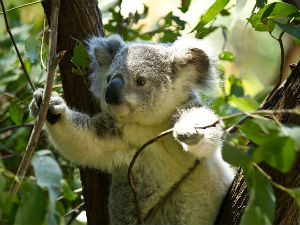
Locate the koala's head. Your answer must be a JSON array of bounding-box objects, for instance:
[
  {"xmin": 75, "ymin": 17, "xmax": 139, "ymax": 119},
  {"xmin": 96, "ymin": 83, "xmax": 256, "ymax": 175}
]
[{"xmin": 87, "ymin": 35, "xmax": 217, "ymax": 125}]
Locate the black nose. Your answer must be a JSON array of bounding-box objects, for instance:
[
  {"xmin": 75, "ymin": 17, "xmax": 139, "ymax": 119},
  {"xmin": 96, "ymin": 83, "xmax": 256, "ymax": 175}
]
[{"xmin": 105, "ymin": 76, "xmax": 124, "ymax": 105}]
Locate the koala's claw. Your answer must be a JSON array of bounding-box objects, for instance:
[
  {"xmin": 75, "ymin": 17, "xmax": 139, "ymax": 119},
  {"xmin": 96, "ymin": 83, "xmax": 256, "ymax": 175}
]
[
  {"xmin": 30, "ymin": 88, "xmax": 66, "ymax": 124},
  {"xmin": 173, "ymin": 125, "xmax": 204, "ymax": 147}
]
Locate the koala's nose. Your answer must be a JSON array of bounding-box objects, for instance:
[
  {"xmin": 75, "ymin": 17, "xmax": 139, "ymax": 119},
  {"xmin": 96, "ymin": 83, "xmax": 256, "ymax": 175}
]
[{"xmin": 105, "ymin": 76, "xmax": 124, "ymax": 105}]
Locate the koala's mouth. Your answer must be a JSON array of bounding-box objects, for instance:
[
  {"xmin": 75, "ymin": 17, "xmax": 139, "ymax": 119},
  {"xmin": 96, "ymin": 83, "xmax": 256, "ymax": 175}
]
[{"xmin": 109, "ymin": 102, "xmax": 131, "ymax": 118}]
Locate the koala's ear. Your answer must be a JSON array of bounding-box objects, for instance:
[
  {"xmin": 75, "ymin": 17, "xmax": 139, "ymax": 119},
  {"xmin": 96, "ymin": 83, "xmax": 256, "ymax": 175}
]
[
  {"xmin": 87, "ymin": 34, "xmax": 125, "ymax": 65},
  {"xmin": 170, "ymin": 37, "xmax": 217, "ymax": 88}
]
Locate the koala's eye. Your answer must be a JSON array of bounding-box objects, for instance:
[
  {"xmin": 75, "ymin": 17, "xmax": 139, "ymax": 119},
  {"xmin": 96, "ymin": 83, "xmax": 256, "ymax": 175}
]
[
  {"xmin": 106, "ymin": 75, "xmax": 111, "ymax": 84},
  {"xmin": 136, "ymin": 76, "xmax": 147, "ymax": 86}
]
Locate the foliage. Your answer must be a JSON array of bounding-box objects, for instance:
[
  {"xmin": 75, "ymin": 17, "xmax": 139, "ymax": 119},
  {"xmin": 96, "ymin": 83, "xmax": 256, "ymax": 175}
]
[{"xmin": 0, "ymin": 0, "xmax": 300, "ymax": 224}]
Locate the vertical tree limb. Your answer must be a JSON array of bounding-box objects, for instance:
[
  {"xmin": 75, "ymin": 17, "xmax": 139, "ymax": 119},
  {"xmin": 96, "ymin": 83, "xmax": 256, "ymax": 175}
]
[
  {"xmin": 9, "ymin": 0, "xmax": 62, "ymax": 198},
  {"xmin": 42, "ymin": 1, "xmax": 110, "ymax": 224}
]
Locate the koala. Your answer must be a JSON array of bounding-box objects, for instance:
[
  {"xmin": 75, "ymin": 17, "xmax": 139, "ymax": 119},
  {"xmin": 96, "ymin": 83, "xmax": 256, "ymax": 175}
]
[{"xmin": 30, "ymin": 35, "xmax": 234, "ymax": 225}]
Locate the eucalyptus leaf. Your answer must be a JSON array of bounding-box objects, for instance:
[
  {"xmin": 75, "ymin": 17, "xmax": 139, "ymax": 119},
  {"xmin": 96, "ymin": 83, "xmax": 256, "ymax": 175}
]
[
  {"xmin": 254, "ymin": 136, "xmax": 296, "ymax": 173},
  {"xmin": 280, "ymin": 125, "xmax": 300, "ymax": 150},
  {"xmin": 60, "ymin": 179, "xmax": 77, "ymax": 201},
  {"xmin": 71, "ymin": 38, "xmax": 89, "ymax": 76},
  {"xmin": 228, "ymin": 96, "xmax": 259, "ymax": 111},
  {"xmin": 9, "ymin": 102, "xmax": 23, "ymax": 125},
  {"xmin": 241, "ymin": 166, "xmax": 275, "ymax": 225},
  {"xmin": 14, "ymin": 182, "xmax": 47, "ymax": 225},
  {"xmin": 32, "ymin": 152, "xmax": 63, "ymax": 225},
  {"xmin": 25, "ymin": 37, "xmax": 41, "ymax": 64},
  {"xmin": 275, "ymin": 22, "xmax": 300, "ymax": 40},
  {"xmin": 222, "ymin": 142, "xmax": 251, "ymax": 167},
  {"xmin": 192, "ymin": 0, "xmax": 230, "ymax": 30},
  {"xmin": 219, "ymin": 51, "xmax": 235, "ymax": 62}
]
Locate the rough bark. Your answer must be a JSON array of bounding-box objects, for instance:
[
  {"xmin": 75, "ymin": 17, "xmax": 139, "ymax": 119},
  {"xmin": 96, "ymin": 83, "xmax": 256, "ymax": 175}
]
[
  {"xmin": 216, "ymin": 60, "xmax": 300, "ymax": 224},
  {"xmin": 42, "ymin": 1, "xmax": 110, "ymax": 224}
]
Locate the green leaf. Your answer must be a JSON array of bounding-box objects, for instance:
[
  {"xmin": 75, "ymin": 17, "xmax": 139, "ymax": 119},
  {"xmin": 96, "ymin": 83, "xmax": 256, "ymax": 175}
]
[
  {"xmin": 219, "ymin": 51, "xmax": 235, "ymax": 62},
  {"xmin": 228, "ymin": 96, "xmax": 259, "ymax": 111},
  {"xmin": 228, "ymin": 75, "xmax": 244, "ymax": 97},
  {"xmin": 257, "ymin": 2, "xmax": 300, "ymax": 19},
  {"xmin": 14, "ymin": 182, "xmax": 47, "ymax": 225},
  {"xmin": 240, "ymin": 117, "xmax": 279, "ymax": 145},
  {"xmin": 32, "ymin": 152, "xmax": 63, "ymax": 225},
  {"xmin": 25, "ymin": 37, "xmax": 41, "ymax": 64},
  {"xmin": 222, "ymin": 142, "xmax": 251, "ymax": 167},
  {"xmin": 280, "ymin": 125, "xmax": 300, "ymax": 150},
  {"xmin": 248, "ymin": 13, "xmax": 276, "ymax": 32},
  {"xmin": 0, "ymin": 173, "xmax": 6, "ymax": 194},
  {"xmin": 275, "ymin": 22, "xmax": 300, "ymax": 40},
  {"xmin": 179, "ymin": 0, "xmax": 191, "ymax": 13},
  {"xmin": 60, "ymin": 179, "xmax": 77, "ymax": 201},
  {"xmin": 192, "ymin": 0, "xmax": 230, "ymax": 30},
  {"xmin": 0, "ymin": 191, "xmax": 14, "ymax": 216},
  {"xmin": 256, "ymin": 0, "xmax": 267, "ymax": 9},
  {"xmin": 241, "ymin": 166, "xmax": 275, "ymax": 225},
  {"xmin": 9, "ymin": 102, "xmax": 23, "ymax": 125},
  {"xmin": 254, "ymin": 136, "xmax": 296, "ymax": 173},
  {"xmin": 71, "ymin": 38, "xmax": 89, "ymax": 76}
]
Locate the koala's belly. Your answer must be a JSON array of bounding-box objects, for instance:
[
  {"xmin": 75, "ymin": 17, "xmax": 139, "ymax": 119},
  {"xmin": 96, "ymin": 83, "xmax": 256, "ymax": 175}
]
[{"xmin": 108, "ymin": 146, "xmax": 233, "ymax": 225}]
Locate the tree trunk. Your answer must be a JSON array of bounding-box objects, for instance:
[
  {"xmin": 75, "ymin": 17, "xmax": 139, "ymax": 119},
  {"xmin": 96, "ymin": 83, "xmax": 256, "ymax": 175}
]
[
  {"xmin": 216, "ymin": 60, "xmax": 300, "ymax": 224},
  {"xmin": 42, "ymin": 1, "xmax": 110, "ymax": 224}
]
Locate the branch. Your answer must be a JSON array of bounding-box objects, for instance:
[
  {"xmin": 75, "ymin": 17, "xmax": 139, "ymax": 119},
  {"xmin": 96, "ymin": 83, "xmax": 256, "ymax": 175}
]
[
  {"xmin": 0, "ymin": 123, "xmax": 34, "ymax": 134},
  {"xmin": 9, "ymin": 0, "xmax": 62, "ymax": 198},
  {"xmin": 0, "ymin": 0, "xmax": 35, "ymax": 91},
  {"xmin": 0, "ymin": 0, "xmax": 43, "ymax": 15}
]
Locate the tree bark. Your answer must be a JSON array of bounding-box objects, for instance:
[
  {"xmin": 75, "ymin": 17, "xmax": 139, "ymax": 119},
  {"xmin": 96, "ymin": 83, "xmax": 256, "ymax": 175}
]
[
  {"xmin": 42, "ymin": 1, "xmax": 110, "ymax": 224},
  {"xmin": 216, "ymin": 60, "xmax": 300, "ymax": 224}
]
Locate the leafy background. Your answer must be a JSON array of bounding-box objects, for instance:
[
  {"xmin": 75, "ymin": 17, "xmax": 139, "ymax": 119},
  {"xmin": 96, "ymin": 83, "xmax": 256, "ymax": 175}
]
[{"xmin": 0, "ymin": 0, "xmax": 300, "ymax": 224}]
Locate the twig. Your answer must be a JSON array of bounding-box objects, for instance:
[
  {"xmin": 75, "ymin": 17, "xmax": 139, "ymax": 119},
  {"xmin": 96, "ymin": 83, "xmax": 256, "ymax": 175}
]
[
  {"xmin": 143, "ymin": 159, "xmax": 201, "ymax": 223},
  {"xmin": 0, "ymin": 123, "xmax": 34, "ymax": 134},
  {"xmin": 253, "ymin": 163, "xmax": 291, "ymax": 194},
  {"xmin": 9, "ymin": 0, "xmax": 62, "ymax": 198},
  {"xmin": 0, "ymin": 0, "xmax": 35, "ymax": 91},
  {"xmin": 65, "ymin": 202, "xmax": 85, "ymax": 217},
  {"xmin": 2, "ymin": 154, "xmax": 22, "ymax": 160},
  {"xmin": 127, "ymin": 128, "xmax": 173, "ymax": 223},
  {"xmin": 0, "ymin": 0, "xmax": 43, "ymax": 15}
]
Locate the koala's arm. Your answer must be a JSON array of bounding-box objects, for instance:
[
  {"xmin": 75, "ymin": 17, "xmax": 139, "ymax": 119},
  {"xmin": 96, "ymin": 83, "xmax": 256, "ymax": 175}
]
[
  {"xmin": 30, "ymin": 89, "xmax": 128, "ymax": 172},
  {"xmin": 173, "ymin": 104, "xmax": 223, "ymax": 158}
]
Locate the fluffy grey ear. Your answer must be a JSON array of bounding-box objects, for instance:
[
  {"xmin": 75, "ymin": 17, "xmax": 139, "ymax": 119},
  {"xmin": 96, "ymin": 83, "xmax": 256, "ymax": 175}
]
[
  {"xmin": 87, "ymin": 34, "xmax": 125, "ymax": 65},
  {"xmin": 170, "ymin": 36, "xmax": 217, "ymax": 89}
]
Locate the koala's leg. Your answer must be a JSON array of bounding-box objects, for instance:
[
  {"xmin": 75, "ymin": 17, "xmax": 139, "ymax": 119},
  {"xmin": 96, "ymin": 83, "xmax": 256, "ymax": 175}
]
[
  {"xmin": 173, "ymin": 106, "xmax": 223, "ymax": 158},
  {"xmin": 30, "ymin": 89, "xmax": 128, "ymax": 171}
]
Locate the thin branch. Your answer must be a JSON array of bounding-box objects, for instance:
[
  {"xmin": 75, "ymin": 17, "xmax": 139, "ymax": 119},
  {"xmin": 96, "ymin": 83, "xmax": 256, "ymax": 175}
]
[
  {"xmin": 0, "ymin": 123, "xmax": 34, "ymax": 134},
  {"xmin": 0, "ymin": 0, "xmax": 35, "ymax": 91},
  {"xmin": 0, "ymin": 0, "xmax": 43, "ymax": 15},
  {"xmin": 253, "ymin": 163, "xmax": 291, "ymax": 193},
  {"xmin": 10, "ymin": 0, "xmax": 62, "ymax": 198},
  {"xmin": 143, "ymin": 159, "xmax": 201, "ymax": 223},
  {"xmin": 65, "ymin": 202, "xmax": 85, "ymax": 217},
  {"xmin": 127, "ymin": 128, "xmax": 173, "ymax": 223}
]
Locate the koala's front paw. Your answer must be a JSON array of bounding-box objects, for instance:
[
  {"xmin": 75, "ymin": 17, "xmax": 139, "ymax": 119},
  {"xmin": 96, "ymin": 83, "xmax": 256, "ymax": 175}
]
[
  {"xmin": 173, "ymin": 123, "xmax": 204, "ymax": 149},
  {"xmin": 29, "ymin": 88, "xmax": 66, "ymax": 124}
]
